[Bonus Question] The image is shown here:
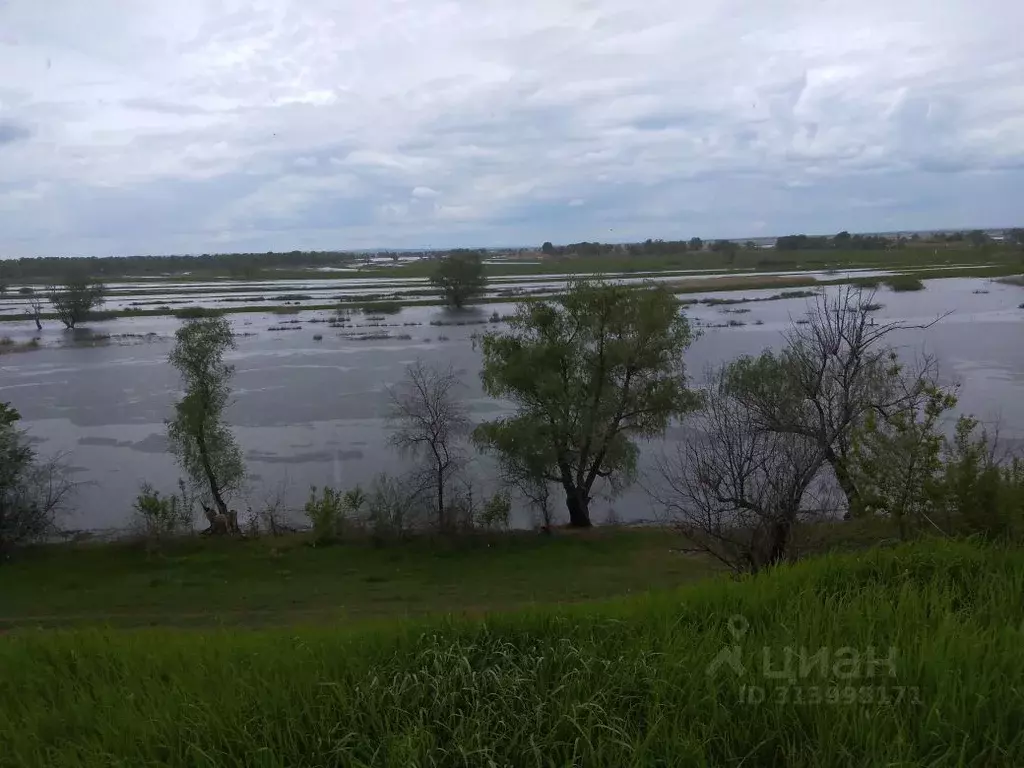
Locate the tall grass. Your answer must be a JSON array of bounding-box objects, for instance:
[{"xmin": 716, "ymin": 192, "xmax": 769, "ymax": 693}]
[{"xmin": 1, "ymin": 539, "xmax": 1021, "ymax": 766}]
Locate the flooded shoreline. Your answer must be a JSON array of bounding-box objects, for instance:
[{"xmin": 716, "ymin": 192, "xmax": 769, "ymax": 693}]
[{"xmin": 2, "ymin": 276, "xmax": 1023, "ymax": 533}]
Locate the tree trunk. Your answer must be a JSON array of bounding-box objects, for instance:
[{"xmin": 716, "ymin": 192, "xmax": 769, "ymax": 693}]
[
  {"xmin": 765, "ymin": 516, "xmax": 794, "ymax": 568},
  {"xmin": 437, "ymin": 466, "xmax": 445, "ymax": 531},
  {"xmin": 196, "ymin": 430, "xmax": 231, "ymax": 528},
  {"xmin": 827, "ymin": 451, "xmax": 863, "ymax": 516},
  {"xmin": 564, "ymin": 487, "xmax": 592, "ymax": 528},
  {"xmin": 33, "ymin": 316, "xmax": 41, "ymax": 331}
]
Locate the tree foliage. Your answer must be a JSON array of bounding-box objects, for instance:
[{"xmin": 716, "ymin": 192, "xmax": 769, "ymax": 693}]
[
  {"xmin": 475, "ymin": 280, "xmax": 697, "ymax": 527},
  {"xmin": 724, "ymin": 287, "xmax": 946, "ymax": 517},
  {"xmin": 430, "ymin": 252, "xmax": 487, "ymax": 308},
  {"xmin": 166, "ymin": 317, "xmax": 244, "ymax": 531},
  {"xmin": 46, "ymin": 277, "xmax": 106, "ymax": 329},
  {"xmin": 0, "ymin": 402, "xmax": 74, "ymax": 555}
]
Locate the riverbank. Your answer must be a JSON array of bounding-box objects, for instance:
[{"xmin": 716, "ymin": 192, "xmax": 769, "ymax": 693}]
[
  {"xmin": 1, "ymin": 536, "xmax": 1020, "ymax": 766},
  {"xmin": 0, "ymin": 519, "xmax": 901, "ymax": 630}
]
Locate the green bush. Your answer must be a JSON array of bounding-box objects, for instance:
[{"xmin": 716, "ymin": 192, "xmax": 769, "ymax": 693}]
[
  {"xmin": 932, "ymin": 417, "xmax": 1024, "ymax": 539},
  {"xmin": 476, "ymin": 491, "xmax": 511, "ymax": 530},
  {"xmin": 131, "ymin": 482, "xmax": 193, "ymax": 543},
  {"xmin": 884, "ymin": 275, "xmax": 925, "ymax": 292},
  {"xmin": 304, "ymin": 486, "xmax": 347, "ymax": 545}
]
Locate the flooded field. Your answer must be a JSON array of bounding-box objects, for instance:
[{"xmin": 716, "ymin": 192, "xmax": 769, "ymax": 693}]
[
  {"xmin": 0, "ymin": 264, "xmax": 996, "ymax": 316},
  {"xmin": 2, "ymin": 276, "xmax": 1022, "ymax": 532}
]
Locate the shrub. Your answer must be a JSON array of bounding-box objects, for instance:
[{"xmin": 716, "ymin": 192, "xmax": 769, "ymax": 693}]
[
  {"xmin": 932, "ymin": 418, "xmax": 1024, "ymax": 540},
  {"xmin": 17, "ymin": 287, "xmax": 33, "ymax": 295},
  {"xmin": 131, "ymin": 482, "xmax": 194, "ymax": 543},
  {"xmin": 885, "ymin": 275, "xmax": 925, "ymax": 292},
  {"xmin": 313, "ymin": 334, "xmax": 323, "ymax": 341},
  {"xmin": 304, "ymin": 486, "xmax": 348, "ymax": 545},
  {"xmin": 476, "ymin": 491, "xmax": 511, "ymax": 530}
]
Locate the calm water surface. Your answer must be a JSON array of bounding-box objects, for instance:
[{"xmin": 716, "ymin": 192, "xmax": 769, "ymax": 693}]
[{"xmin": 1, "ymin": 277, "xmax": 1022, "ymax": 531}]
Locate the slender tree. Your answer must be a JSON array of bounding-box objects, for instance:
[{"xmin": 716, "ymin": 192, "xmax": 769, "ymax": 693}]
[
  {"xmin": 386, "ymin": 359, "xmax": 470, "ymax": 530},
  {"xmin": 476, "ymin": 280, "xmax": 697, "ymax": 527},
  {"xmin": 166, "ymin": 317, "xmax": 244, "ymax": 533}
]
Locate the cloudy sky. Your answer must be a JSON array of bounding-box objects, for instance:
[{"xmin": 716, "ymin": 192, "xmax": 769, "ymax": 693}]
[{"xmin": 1, "ymin": 0, "xmax": 1022, "ymax": 257}]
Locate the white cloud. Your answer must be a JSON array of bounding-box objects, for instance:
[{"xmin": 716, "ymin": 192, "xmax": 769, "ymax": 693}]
[{"xmin": 0, "ymin": 0, "xmax": 1022, "ymax": 256}]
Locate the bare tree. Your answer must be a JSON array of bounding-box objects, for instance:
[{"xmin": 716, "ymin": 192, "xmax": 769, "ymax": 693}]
[
  {"xmin": 27, "ymin": 294, "xmax": 44, "ymax": 331},
  {"xmin": 725, "ymin": 286, "xmax": 947, "ymax": 517},
  {"xmin": 652, "ymin": 366, "xmax": 827, "ymax": 572},
  {"xmin": 386, "ymin": 359, "xmax": 470, "ymax": 530}
]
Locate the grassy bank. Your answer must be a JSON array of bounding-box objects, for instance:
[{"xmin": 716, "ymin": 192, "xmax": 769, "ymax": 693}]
[
  {"xmin": 0, "ymin": 529, "xmax": 716, "ymax": 629},
  {"xmin": 1, "ymin": 538, "xmax": 1021, "ymax": 766}
]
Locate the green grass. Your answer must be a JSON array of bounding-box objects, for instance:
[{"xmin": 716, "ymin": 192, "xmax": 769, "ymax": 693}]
[
  {"xmin": 885, "ymin": 275, "xmax": 926, "ymax": 292},
  {"xmin": 1, "ymin": 538, "xmax": 1021, "ymax": 766},
  {"xmin": 0, "ymin": 529, "xmax": 715, "ymax": 629},
  {"xmin": 173, "ymin": 306, "xmax": 221, "ymax": 319},
  {"xmin": 358, "ymin": 300, "xmax": 403, "ymax": 314}
]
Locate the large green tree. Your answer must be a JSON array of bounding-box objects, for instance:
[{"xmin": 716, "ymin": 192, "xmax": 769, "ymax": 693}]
[
  {"xmin": 167, "ymin": 317, "xmax": 245, "ymax": 532},
  {"xmin": 431, "ymin": 251, "xmax": 487, "ymax": 308},
  {"xmin": 475, "ymin": 280, "xmax": 697, "ymax": 527}
]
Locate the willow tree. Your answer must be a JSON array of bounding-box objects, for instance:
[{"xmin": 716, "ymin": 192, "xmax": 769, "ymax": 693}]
[
  {"xmin": 475, "ymin": 279, "xmax": 696, "ymax": 527},
  {"xmin": 167, "ymin": 316, "xmax": 244, "ymax": 532}
]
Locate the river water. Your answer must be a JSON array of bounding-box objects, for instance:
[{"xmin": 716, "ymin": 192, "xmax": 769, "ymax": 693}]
[{"xmin": 1, "ymin": 277, "xmax": 1022, "ymax": 532}]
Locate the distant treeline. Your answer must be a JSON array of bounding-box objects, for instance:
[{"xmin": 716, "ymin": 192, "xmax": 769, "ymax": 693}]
[{"xmin": 2, "ymin": 228, "xmax": 1021, "ymax": 282}]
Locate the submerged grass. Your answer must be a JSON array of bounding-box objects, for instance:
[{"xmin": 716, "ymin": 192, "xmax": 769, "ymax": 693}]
[{"xmin": 0, "ymin": 539, "xmax": 1021, "ymax": 766}]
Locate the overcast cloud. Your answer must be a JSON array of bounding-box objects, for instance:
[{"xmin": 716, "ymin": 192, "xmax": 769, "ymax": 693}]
[{"xmin": 1, "ymin": 0, "xmax": 1022, "ymax": 257}]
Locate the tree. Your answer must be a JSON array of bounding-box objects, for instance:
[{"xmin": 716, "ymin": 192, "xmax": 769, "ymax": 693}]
[
  {"xmin": 386, "ymin": 359, "xmax": 470, "ymax": 531},
  {"xmin": 46, "ymin": 277, "xmax": 105, "ymax": 329},
  {"xmin": 475, "ymin": 280, "xmax": 697, "ymax": 527},
  {"xmin": 27, "ymin": 294, "xmax": 44, "ymax": 331},
  {"xmin": 541, "ymin": 241, "xmax": 555, "ymax": 255},
  {"xmin": 725, "ymin": 287, "xmax": 947, "ymax": 517},
  {"xmin": 652, "ymin": 365, "xmax": 826, "ymax": 572},
  {"xmin": 166, "ymin": 317, "xmax": 245, "ymax": 533},
  {"xmin": 430, "ymin": 251, "xmax": 487, "ymax": 309},
  {"xmin": 967, "ymin": 229, "xmax": 988, "ymax": 248},
  {"xmin": 688, "ymin": 237, "xmax": 703, "ymax": 251},
  {"xmin": 1, "ymin": 402, "xmax": 74, "ymax": 555},
  {"xmin": 847, "ymin": 385, "xmax": 957, "ymax": 539},
  {"xmin": 711, "ymin": 239, "xmax": 739, "ymax": 265}
]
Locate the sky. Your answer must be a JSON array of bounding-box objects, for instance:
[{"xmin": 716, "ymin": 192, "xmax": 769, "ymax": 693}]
[{"xmin": 0, "ymin": 0, "xmax": 1022, "ymax": 258}]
